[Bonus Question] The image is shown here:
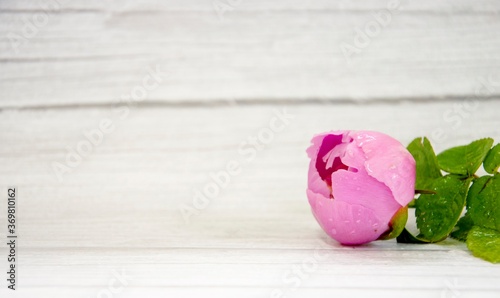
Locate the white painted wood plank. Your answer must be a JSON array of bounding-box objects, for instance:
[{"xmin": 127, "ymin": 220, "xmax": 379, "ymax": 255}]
[
  {"xmin": 1, "ymin": 0, "xmax": 499, "ymax": 107},
  {"xmin": 2, "ymin": 288, "xmax": 499, "ymax": 298},
  {"xmin": 1, "ymin": 0, "xmax": 499, "ymax": 12},
  {"xmin": 0, "ymin": 101, "xmax": 499, "ymax": 297},
  {"xmin": 7, "ymin": 249, "xmax": 500, "ymax": 288}
]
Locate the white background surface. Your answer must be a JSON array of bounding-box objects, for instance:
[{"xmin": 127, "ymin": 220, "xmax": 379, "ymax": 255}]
[{"xmin": 1, "ymin": 0, "xmax": 500, "ymax": 297}]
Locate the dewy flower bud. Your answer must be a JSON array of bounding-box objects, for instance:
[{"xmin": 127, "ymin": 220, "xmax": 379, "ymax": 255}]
[{"xmin": 306, "ymin": 130, "xmax": 416, "ymax": 245}]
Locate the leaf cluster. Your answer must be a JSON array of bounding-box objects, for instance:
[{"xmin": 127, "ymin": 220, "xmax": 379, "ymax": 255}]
[{"xmin": 397, "ymin": 137, "xmax": 500, "ymax": 263}]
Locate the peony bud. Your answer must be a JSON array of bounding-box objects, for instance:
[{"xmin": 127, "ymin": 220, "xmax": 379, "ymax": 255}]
[{"xmin": 306, "ymin": 130, "xmax": 416, "ymax": 245}]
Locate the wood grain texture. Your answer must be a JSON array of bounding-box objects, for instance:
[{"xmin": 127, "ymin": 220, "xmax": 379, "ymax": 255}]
[
  {"xmin": 1, "ymin": 0, "xmax": 500, "ymax": 107},
  {"xmin": 1, "ymin": 101, "xmax": 500, "ymax": 296}
]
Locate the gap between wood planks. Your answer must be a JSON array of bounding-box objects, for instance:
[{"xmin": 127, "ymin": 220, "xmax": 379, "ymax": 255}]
[{"xmin": 1, "ymin": 95, "xmax": 500, "ymax": 112}]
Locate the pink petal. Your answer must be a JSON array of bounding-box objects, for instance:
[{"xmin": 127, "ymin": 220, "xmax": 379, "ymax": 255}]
[
  {"xmin": 329, "ymin": 201, "xmax": 387, "ymax": 245},
  {"xmin": 306, "ymin": 132, "xmax": 330, "ymax": 159},
  {"xmin": 308, "ymin": 162, "xmax": 330, "ymax": 198},
  {"xmin": 307, "ymin": 189, "xmax": 335, "ymax": 232},
  {"xmin": 339, "ymin": 141, "xmax": 365, "ymax": 171},
  {"xmin": 306, "ymin": 133, "xmax": 332, "ymax": 197},
  {"xmin": 330, "ymin": 169, "xmax": 401, "ymax": 231},
  {"xmin": 307, "ymin": 132, "xmax": 351, "ymax": 192},
  {"xmin": 306, "ymin": 130, "xmax": 350, "ymax": 158},
  {"xmin": 349, "ymin": 131, "xmax": 416, "ymax": 206},
  {"xmin": 308, "ymin": 187, "xmax": 387, "ymax": 245}
]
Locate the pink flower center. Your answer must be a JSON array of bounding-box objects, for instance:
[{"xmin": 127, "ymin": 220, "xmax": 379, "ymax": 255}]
[{"xmin": 315, "ymin": 134, "xmax": 349, "ymax": 190}]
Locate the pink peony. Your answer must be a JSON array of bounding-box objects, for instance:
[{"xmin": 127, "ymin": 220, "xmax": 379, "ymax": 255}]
[{"xmin": 306, "ymin": 130, "xmax": 416, "ymax": 245}]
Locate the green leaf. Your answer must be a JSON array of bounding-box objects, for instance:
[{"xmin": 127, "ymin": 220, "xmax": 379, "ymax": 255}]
[
  {"xmin": 396, "ymin": 228, "xmax": 430, "ymax": 244},
  {"xmin": 484, "ymin": 143, "xmax": 500, "ymax": 174},
  {"xmin": 437, "ymin": 138, "xmax": 494, "ymax": 176},
  {"xmin": 467, "ymin": 174, "xmax": 500, "ymax": 231},
  {"xmin": 415, "ymin": 175, "xmax": 470, "ymax": 242},
  {"xmin": 450, "ymin": 214, "xmax": 474, "ymax": 242},
  {"xmin": 407, "ymin": 137, "xmax": 442, "ymax": 190},
  {"xmin": 466, "ymin": 175, "xmax": 491, "ymax": 210},
  {"xmin": 466, "ymin": 226, "xmax": 500, "ymax": 263}
]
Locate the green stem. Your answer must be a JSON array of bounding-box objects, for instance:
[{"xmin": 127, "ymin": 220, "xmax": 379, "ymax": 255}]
[{"xmin": 414, "ymin": 189, "xmax": 437, "ymax": 195}]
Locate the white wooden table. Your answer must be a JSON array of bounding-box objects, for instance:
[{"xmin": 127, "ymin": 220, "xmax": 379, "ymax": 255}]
[{"xmin": 1, "ymin": 1, "xmax": 500, "ymax": 297}]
